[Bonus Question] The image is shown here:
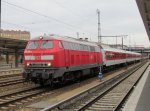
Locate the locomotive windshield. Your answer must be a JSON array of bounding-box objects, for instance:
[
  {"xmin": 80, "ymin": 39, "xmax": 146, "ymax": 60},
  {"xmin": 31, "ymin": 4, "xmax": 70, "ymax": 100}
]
[
  {"xmin": 26, "ymin": 41, "xmax": 38, "ymax": 49},
  {"xmin": 40, "ymin": 41, "xmax": 53, "ymax": 49}
]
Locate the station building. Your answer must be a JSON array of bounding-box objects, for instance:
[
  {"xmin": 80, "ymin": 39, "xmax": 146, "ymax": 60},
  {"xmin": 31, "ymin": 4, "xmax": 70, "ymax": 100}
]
[{"xmin": 0, "ymin": 29, "xmax": 29, "ymax": 67}]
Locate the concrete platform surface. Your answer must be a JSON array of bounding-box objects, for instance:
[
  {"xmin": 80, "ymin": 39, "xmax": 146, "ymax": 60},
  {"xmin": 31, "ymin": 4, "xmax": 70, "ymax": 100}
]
[
  {"xmin": 0, "ymin": 68, "xmax": 22, "ymax": 76},
  {"xmin": 123, "ymin": 65, "xmax": 150, "ymax": 111},
  {"xmin": 135, "ymin": 67, "xmax": 150, "ymax": 111}
]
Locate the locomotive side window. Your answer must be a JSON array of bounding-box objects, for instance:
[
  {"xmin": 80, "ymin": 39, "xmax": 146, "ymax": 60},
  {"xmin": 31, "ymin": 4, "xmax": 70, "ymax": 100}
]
[
  {"xmin": 62, "ymin": 41, "xmax": 70, "ymax": 49},
  {"xmin": 74, "ymin": 43, "xmax": 78, "ymax": 50},
  {"xmin": 83, "ymin": 45, "xmax": 88, "ymax": 51},
  {"xmin": 26, "ymin": 41, "xmax": 38, "ymax": 49},
  {"xmin": 41, "ymin": 41, "xmax": 53, "ymax": 49},
  {"xmin": 95, "ymin": 47, "xmax": 100, "ymax": 52},
  {"xmin": 80, "ymin": 44, "xmax": 84, "ymax": 51},
  {"xmin": 90, "ymin": 46, "xmax": 95, "ymax": 52},
  {"xmin": 62, "ymin": 41, "xmax": 66, "ymax": 49},
  {"xmin": 70, "ymin": 43, "xmax": 74, "ymax": 50}
]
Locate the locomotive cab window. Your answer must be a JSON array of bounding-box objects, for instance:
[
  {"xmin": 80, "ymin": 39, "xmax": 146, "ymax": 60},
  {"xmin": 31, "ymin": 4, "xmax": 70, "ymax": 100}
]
[
  {"xmin": 26, "ymin": 41, "xmax": 38, "ymax": 49},
  {"xmin": 40, "ymin": 41, "xmax": 53, "ymax": 49},
  {"xmin": 59, "ymin": 41, "xmax": 63, "ymax": 48}
]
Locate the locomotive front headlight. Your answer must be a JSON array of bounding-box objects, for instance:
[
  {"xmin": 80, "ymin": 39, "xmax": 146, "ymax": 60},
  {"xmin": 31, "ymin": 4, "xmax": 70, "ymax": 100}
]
[
  {"xmin": 47, "ymin": 62, "xmax": 51, "ymax": 67},
  {"xmin": 27, "ymin": 63, "xmax": 30, "ymax": 67}
]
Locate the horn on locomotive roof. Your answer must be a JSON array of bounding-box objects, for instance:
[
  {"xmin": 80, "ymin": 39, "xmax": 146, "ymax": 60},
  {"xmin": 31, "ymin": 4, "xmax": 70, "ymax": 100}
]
[{"xmin": 85, "ymin": 38, "xmax": 88, "ymax": 41}]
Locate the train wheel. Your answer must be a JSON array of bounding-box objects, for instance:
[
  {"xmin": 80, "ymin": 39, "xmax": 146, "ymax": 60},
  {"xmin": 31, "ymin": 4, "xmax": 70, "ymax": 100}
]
[
  {"xmin": 49, "ymin": 79, "xmax": 54, "ymax": 87},
  {"xmin": 78, "ymin": 71, "xmax": 83, "ymax": 81},
  {"xmin": 61, "ymin": 75, "xmax": 67, "ymax": 85},
  {"xmin": 73, "ymin": 71, "xmax": 80, "ymax": 82},
  {"xmin": 90, "ymin": 69, "xmax": 95, "ymax": 77},
  {"xmin": 40, "ymin": 80, "xmax": 44, "ymax": 86}
]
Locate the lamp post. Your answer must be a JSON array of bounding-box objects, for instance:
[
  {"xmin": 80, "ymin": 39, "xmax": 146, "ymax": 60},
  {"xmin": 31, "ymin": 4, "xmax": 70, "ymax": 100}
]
[
  {"xmin": 97, "ymin": 9, "xmax": 101, "ymax": 44},
  {"xmin": 97, "ymin": 9, "xmax": 102, "ymax": 76}
]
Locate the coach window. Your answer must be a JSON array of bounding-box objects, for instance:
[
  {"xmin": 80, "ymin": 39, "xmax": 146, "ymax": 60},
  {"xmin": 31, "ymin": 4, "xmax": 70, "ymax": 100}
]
[
  {"xmin": 41, "ymin": 41, "xmax": 53, "ymax": 49},
  {"xmin": 59, "ymin": 41, "xmax": 63, "ymax": 48}
]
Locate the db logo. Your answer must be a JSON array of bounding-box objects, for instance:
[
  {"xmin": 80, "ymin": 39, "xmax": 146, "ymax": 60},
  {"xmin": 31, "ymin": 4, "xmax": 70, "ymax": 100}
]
[{"xmin": 36, "ymin": 56, "xmax": 41, "ymax": 60}]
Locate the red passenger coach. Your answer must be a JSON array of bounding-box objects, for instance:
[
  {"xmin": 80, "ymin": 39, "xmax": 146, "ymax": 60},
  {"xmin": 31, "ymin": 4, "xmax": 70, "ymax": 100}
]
[
  {"xmin": 23, "ymin": 35, "xmax": 103, "ymax": 85},
  {"xmin": 101, "ymin": 44, "xmax": 141, "ymax": 67}
]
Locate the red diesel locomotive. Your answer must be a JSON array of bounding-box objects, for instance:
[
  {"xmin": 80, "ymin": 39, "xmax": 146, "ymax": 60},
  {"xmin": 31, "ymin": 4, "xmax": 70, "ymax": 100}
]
[
  {"xmin": 23, "ymin": 35, "xmax": 103, "ymax": 85},
  {"xmin": 23, "ymin": 35, "xmax": 142, "ymax": 85}
]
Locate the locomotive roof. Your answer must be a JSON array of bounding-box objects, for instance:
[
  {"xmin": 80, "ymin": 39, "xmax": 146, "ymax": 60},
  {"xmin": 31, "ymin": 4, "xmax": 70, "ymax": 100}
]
[
  {"xmin": 30, "ymin": 35, "xmax": 141, "ymax": 55},
  {"xmin": 31, "ymin": 34, "xmax": 99, "ymax": 47}
]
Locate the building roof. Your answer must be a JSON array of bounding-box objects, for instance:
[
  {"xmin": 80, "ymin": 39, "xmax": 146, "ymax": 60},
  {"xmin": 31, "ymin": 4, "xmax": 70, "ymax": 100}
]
[
  {"xmin": 0, "ymin": 29, "xmax": 30, "ymax": 40},
  {"xmin": 136, "ymin": 0, "xmax": 150, "ymax": 40},
  {"xmin": 0, "ymin": 29, "xmax": 29, "ymax": 54}
]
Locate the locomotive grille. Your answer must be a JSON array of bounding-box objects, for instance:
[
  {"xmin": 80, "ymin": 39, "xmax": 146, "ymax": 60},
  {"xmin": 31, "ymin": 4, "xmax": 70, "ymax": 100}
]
[{"xmin": 28, "ymin": 62, "xmax": 50, "ymax": 67}]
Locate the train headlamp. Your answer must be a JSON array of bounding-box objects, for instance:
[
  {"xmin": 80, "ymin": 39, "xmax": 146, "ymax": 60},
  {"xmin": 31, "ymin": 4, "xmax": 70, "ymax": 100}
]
[
  {"xmin": 47, "ymin": 63, "xmax": 51, "ymax": 67},
  {"xmin": 27, "ymin": 63, "xmax": 30, "ymax": 67},
  {"xmin": 40, "ymin": 36, "xmax": 43, "ymax": 40}
]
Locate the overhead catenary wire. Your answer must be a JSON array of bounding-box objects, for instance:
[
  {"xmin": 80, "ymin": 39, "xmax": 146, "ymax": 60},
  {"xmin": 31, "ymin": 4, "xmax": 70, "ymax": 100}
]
[
  {"xmin": 51, "ymin": 0, "xmax": 91, "ymax": 21},
  {"xmin": 51, "ymin": 0, "xmax": 96, "ymax": 29},
  {"xmin": 2, "ymin": 21, "xmax": 28, "ymax": 29},
  {"xmin": 52, "ymin": 0, "xmax": 81, "ymax": 18},
  {"xmin": 2, "ymin": 3, "xmax": 56, "ymax": 26},
  {"xmin": 2, "ymin": 0, "xmax": 80, "ymax": 30}
]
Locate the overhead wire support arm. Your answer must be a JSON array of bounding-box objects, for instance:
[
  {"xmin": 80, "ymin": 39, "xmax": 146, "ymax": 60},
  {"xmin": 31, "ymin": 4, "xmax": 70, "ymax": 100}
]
[{"xmin": 100, "ymin": 35, "xmax": 128, "ymax": 49}]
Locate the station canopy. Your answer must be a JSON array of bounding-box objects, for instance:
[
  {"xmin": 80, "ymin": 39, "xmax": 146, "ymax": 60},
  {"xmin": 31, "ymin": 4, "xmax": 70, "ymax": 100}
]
[
  {"xmin": 136, "ymin": 0, "xmax": 150, "ymax": 40},
  {"xmin": 0, "ymin": 37, "xmax": 27, "ymax": 54}
]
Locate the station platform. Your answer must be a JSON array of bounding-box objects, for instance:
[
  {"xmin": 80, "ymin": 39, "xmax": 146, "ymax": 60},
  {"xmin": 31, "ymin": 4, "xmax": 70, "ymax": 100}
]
[
  {"xmin": 123, "ymin": 64, "xmax": 150, "ymax": 111},
  {"xmin": 0, "ymin": 62, "xmax": 23, "ymax": 69},
  {"xmin": 0, "ymin": 68, "xmax": 23, "ymax": 77}
]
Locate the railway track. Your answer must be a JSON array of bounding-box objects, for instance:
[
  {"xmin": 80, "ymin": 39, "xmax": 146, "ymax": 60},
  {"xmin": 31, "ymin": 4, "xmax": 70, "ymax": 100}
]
[
  {"xmin": 0, "ymin": 73, "xmax": 21, "ymax": 77},
  {"xmin": 0, "ymin": 77, "xmax": 24, "ymax": 87},
  {"xmin": 0, "ymin": 61, "xmax": 146, "ymax": 110},
  {"xmin": 0, "ymin": 85, "xmax": 48, "ymax": 110},
  {"xmin": 42, "ymin": 61, "xmax": 149, "ymax": 111}
]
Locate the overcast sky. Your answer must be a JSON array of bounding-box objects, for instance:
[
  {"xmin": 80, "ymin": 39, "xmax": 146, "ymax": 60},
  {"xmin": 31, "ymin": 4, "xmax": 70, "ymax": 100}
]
[{"xmin": 1, "ymin": 0, "xmax": 150, "ymax": 47}]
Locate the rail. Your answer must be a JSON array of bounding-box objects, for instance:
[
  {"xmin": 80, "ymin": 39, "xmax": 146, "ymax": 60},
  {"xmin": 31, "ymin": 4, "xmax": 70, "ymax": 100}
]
[{"xmin": 42, "ymin": 61, "xmax": 148, "ymax": 111}]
